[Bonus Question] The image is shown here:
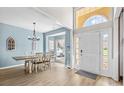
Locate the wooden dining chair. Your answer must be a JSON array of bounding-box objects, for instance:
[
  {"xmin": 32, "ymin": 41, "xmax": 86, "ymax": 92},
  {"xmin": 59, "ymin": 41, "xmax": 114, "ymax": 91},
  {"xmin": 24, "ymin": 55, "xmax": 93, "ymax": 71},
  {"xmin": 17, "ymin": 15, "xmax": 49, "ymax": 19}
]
[
  {"xmin": 32, "ymin": 53, "xmax": 45, "ymax": 72},
  {"xmin": 43, "ymin": 54, "xmax": 51, "ymax": 70},
  {"xmin": 25, "ymin": 59, "xmax": 29, "ymax": 72}
]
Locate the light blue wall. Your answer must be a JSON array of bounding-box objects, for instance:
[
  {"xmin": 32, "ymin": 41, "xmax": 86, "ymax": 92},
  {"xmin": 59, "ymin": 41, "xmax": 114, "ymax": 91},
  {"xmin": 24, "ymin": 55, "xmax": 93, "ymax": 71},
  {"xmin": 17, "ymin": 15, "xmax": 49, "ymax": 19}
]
[
  {"xmin": 43, "ymin": 33, "xmax": 46, "ymax": 53},
  {"xmin": 0, "ymin": 23, "xmax": 43, "ymax": 68},
  {"xmin": 44, "ymin": 27, "xmax": 71, "ymax": 67}
]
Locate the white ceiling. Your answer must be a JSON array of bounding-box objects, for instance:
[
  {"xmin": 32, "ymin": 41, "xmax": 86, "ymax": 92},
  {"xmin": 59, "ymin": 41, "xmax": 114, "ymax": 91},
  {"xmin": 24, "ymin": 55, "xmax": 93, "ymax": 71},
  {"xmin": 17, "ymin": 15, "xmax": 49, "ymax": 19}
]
[
  {"xmin": 0, "ymin": 7, "xmax": 73, "ymax": 33},
  {"xmin": 39, "ymin": 7, "xmax": 73, "ymax": 29}
]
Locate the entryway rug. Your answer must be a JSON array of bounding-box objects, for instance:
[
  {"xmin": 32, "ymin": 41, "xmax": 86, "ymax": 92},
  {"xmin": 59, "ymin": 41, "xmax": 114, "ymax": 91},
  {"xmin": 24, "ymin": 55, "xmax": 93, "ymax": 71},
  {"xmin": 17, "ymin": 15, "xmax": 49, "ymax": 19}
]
[{"xmin": 75, "ymin": 70, "xmax": 97, "ymax": 80}]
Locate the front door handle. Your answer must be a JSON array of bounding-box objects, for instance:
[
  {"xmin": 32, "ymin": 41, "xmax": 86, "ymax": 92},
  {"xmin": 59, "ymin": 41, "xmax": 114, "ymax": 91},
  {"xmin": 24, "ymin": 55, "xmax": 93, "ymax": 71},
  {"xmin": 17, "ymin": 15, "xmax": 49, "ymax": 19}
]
[
  {"xmin": 81, "ymin": 49, "xmax": 82, "ymax": 52},
  {"xmin": 80, "ymin": 49, "xmax": 83, "ymax": 56}
]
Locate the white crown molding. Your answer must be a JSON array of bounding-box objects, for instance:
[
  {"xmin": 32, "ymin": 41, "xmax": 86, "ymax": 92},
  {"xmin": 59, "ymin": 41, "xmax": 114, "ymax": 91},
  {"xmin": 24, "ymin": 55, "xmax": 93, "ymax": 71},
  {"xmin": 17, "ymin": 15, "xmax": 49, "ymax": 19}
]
[{"xmin": 114, "ymin": 7, "xmax": 123, "ymax": 18}]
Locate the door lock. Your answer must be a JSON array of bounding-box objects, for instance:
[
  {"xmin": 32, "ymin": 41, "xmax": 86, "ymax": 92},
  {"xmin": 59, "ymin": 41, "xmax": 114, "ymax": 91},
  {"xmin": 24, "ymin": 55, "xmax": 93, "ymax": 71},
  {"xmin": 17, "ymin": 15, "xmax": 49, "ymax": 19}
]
[
  {"xmin": 81, "ymin": 49, "xmax": 83, "ymax": 56},
  {"xmin": 81, "ymin": 49, "xmax": 83, "ymax": 53}
]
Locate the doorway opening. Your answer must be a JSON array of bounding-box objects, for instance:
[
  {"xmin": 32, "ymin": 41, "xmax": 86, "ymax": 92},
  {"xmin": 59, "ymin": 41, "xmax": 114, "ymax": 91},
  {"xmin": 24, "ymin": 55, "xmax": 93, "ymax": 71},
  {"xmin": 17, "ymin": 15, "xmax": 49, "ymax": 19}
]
[
  {"xmin": 55, "ymin": 38, "xmax": 65, "ymax": 63},
  {"xmin": 74, "ymin": 23, "xmax": 112, "ymax": 78},
  {"xmin": 47, "ymin": 32, "xmax": 65, "ymax": 64}
]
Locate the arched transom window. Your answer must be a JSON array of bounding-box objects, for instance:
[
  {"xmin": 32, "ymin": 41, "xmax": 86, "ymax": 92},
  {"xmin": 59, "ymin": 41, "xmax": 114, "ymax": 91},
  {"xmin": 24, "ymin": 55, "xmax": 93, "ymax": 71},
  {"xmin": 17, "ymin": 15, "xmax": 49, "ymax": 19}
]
[
  {"xmin": 76, "ymin": 7, "xmax": 112, "ymax": 29},
  {"xmin": 83, "ymin": 15, "xmax": 108, "ymax": 27},
  {"xmin": 7, "ymin": 37, "xmax": 15, "ymax": 50}
]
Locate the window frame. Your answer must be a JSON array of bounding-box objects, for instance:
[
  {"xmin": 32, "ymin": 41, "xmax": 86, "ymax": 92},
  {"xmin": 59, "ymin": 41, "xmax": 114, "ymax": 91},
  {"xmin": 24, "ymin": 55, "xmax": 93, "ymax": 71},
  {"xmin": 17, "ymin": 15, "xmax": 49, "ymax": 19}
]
[
  {"xmin": 6, "ymin": 37, "xmax": 16, "ymax": 51},
  {"xmin": 83, "ymin": 15, "xmax": 108, "ymax": 27}
]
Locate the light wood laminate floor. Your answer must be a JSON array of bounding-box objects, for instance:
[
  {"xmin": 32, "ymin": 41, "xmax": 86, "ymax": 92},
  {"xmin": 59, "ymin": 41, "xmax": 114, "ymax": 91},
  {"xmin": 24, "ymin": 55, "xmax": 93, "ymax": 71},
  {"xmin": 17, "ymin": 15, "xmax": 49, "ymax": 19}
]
[{"xmin": 0, "ymin": 63, "xmax": 122, "ymax": 86}]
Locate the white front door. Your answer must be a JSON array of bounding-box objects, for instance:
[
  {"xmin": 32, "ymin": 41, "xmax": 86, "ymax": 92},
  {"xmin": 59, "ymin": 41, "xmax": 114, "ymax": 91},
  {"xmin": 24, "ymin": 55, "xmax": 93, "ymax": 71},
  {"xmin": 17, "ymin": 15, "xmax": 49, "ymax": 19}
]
[{"xmin": 79, "ymin": 31, "xmax": 100, "ymax": 74}]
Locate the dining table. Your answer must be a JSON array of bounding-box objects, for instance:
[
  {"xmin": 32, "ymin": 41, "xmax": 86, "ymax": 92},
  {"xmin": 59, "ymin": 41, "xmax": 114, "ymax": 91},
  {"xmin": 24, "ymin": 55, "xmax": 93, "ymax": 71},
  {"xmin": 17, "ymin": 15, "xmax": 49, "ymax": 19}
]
[{"xmin": 13, "ymin": 55, "xmax": 38, "ymax": 73}]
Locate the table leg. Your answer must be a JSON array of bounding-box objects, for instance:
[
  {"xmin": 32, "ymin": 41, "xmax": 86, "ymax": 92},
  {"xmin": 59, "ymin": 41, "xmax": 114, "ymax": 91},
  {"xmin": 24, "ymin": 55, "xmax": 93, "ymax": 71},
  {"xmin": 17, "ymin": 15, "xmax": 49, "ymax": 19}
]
[
  {"xmin": 25, "ymin": 61, "xmax": 28, "ymax": 72},
  {"xmin": 25, "ymin": 62, "xmax": 26, "ymax": 68},
  {"xmin": 35, "ymin": 64, "xmax": 37, "ymax": 73},
  {"xmin": 28, "ymin": 61, "xmax": 32, "ymax": 74}
]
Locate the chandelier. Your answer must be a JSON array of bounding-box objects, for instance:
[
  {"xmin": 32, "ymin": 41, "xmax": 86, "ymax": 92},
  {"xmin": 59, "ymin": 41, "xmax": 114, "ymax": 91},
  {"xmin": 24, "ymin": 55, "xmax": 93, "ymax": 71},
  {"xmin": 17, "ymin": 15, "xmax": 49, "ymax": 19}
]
[
  {"xmin": 28, "ymin": 22, "xmax": 40, "ymax": 54},
  {"xmin": 28, "ymin": 22, "xmax": 40, "ymax": 41}
]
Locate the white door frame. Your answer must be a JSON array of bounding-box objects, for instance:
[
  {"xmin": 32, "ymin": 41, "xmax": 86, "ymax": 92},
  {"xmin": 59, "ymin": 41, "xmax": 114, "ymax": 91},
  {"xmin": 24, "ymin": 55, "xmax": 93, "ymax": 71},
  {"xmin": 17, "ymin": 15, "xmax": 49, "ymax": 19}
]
[
  {"xmin": 119, "ymin": 7, "xmax": 124, "ymax": 85},
  {"xmin": 122, "ymin": 8, "xmax": 124, "ymax": 86},
  {"xmin": 113, "ymin": 7, "xmax": 123, "ymax": 82},
  {"xmin": 74, "ymin": 21, "xmax": 112, "ymax": 77}
]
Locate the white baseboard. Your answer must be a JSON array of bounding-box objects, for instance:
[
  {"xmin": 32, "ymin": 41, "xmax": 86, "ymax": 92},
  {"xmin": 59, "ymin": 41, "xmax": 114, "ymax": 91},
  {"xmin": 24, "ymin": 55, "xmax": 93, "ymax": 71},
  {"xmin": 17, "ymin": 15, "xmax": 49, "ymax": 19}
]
[{"xmin": 0, "ymin": 64, "xmax": 24, "ymax": 69}]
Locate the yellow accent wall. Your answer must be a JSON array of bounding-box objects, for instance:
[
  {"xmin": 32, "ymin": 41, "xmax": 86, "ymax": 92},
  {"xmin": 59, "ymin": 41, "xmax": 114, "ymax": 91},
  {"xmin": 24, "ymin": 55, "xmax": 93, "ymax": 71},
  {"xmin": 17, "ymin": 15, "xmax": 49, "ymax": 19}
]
[{"xmin": 76, "ymin": 7, "xmax": 112, "ymax": 29}]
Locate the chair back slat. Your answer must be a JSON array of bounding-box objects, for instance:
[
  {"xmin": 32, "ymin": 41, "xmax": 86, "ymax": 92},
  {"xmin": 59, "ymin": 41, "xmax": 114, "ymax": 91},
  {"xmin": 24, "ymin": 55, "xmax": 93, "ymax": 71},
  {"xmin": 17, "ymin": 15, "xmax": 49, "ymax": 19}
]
[{"xmin": 35, "ymin": 53, "xmax": 44, "ymax": 62}]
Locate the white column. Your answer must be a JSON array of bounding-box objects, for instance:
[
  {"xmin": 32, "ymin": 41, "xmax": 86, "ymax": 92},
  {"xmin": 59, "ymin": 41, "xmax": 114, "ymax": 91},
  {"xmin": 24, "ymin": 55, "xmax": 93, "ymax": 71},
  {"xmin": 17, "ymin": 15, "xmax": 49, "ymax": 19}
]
[
  {"xmin": 70, "ymin": 30, "xmax": 75, "ymax": 68},
  {"xmin": 71, "ymin": 8, "xmax": 76, "ymax": 69},
  {"xmin": 113, "ymin": 17, "xmax": 119, "ymax": 81},
  {"xmin": 123, "ymin": 9, "xmax": 124, "ymax": 85}
]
